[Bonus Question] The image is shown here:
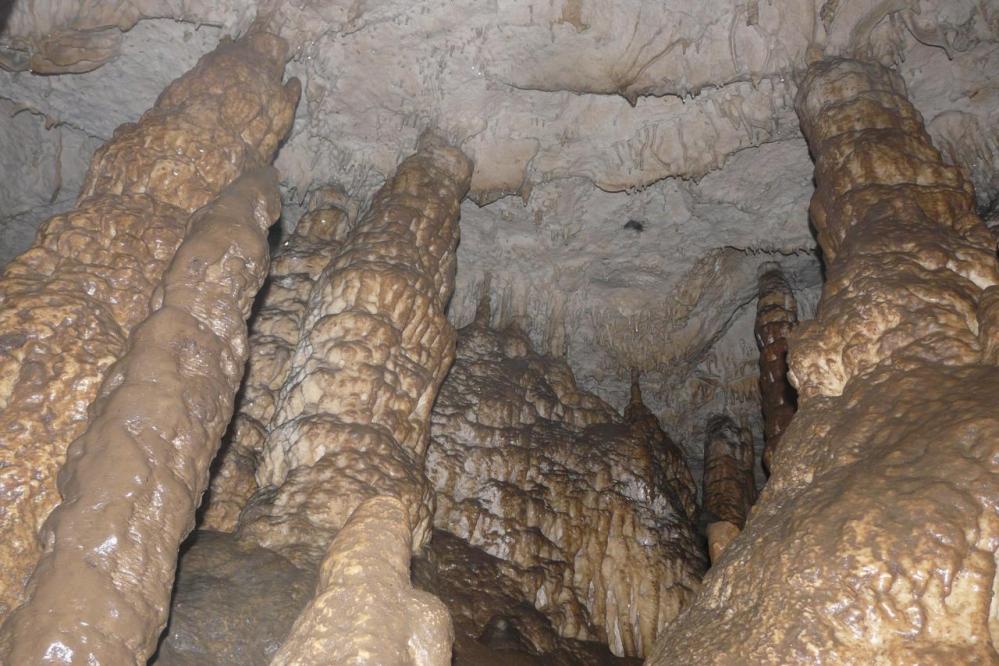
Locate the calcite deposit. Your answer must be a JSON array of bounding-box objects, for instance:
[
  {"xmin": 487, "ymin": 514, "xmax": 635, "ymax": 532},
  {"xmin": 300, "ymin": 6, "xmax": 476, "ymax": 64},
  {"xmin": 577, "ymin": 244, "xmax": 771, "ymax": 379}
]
[
  {"xmin": 0, "ymin": 31, "xmax": 298, "ymax": 619},
  {"xmin": 271, "ymin": 496, "xmax": 453, "ymax": 666},
  {"xmin": 201, "ymin": 193, "xmax": 353, "ymax": 531},
  {"xmin": 700, "ymin": 415, "xmax": 757, "ymax": 563},
  {"xmin": 649, "ymin": 58, "xmax": 999, "ymax": 663},
  {"xmin": 426, "ymin": 301, "xmax": 705, "ymax": 658},
  {"xmin": 0, "ymin": 168, "xmax": 282, "ymax": 664},
  {"xmin": 754, "ymin": 266, "xmax": 798, "ymax": 473},
  {"xmin": 237, "ymin": 131, "xmax": 472, "ymax": 569}
]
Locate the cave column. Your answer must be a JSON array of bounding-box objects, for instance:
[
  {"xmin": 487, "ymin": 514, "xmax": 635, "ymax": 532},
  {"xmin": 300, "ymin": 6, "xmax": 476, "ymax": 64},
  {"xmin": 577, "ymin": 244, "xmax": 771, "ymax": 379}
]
[
  {"xmin": 0, "ymin": 169, "xmax": 283, "ymax": 664},
  {"xmin": 0, "ymin": 32, "xmax": 299, "ymax": 619},
  {"xmin": 701, "ymin": 415, "xmax": 756, "ymax": 564},
  {"xmin": 232, "ymin": 131, "xmax": 471, "ymax": 664},
  {"xmin": 648, "ymin": 58, "xmax": 999, "ymax": 662},
  {"xmin": 754, "ymin": 265, "xmax": 798, "ymax": 474}
]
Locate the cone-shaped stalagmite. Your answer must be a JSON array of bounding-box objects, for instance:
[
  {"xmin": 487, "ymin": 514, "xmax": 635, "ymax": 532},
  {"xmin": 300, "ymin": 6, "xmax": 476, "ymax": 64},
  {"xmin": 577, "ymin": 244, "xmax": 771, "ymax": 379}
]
[
  {"xmin": 201, "ymin": 194, "xmax": 353, "ymax": 531},
  {"xmin": 0, "ymin": 32, "xmax": 299, "ymax": 618},
  {"xmin": 754, "ymin": 266, "xmax": 797, "ymax": 474},
  {"xmin": 239, "ymin": 132, "xmax": 472, "ymax": 663},
  {"xmin": 649, "ymin": 58, "xmax": 999, "ymax": 663},
  {"xmin": 0, "ymin": 168, "xmax": 283, "ymax": 664},
  {"xmin": 426, "ymin": 314, "xmax": 704, "ymax": 659},
  {"xmin": 701, "ymin": 415, "xmax": 756, "ymax": 563}
]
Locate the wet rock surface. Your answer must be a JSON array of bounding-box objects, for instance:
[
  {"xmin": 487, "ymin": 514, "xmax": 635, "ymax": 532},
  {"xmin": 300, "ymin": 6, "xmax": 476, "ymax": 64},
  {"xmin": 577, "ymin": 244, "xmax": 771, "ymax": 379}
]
[
  {"xmin": 0, "ymin": 30, "xmax": 299, "ymax": 620},
  {"xmin": 0, "ymin": 168, "xmax": 283, "ymax": 664},
  {"xmin": 649, "ymin": 58, "xmax": 999, "ymax": 663},
  {"xmin": 153, "ymin": 531, "xmax": 316, "ymax": 666},
  {"xmin": 426, "ymin": 305, "xmax": 705, "ymax": 658}
]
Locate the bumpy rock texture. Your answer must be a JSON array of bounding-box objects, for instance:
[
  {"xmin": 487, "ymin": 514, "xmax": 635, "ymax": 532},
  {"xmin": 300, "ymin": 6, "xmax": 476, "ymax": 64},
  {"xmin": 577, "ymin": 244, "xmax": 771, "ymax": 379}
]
[
  {"xmin": 700, "ymin": 415, "xmax": 757, "ymax": 563},
  {"xmin": 0, "ymin": 168, "xmax": 282, "ymax": 664},
  {"xmin": 0, "ymin": 31, "xmax": 298, "ymax": 619},
  {"xmin": 412, "ymin": 529, "xmax": 640, "ymax": 666},
  {"xmin": 426, "ymin": 305, "xmax": 704, "ymax": 658},
  {"xmin": 236, "ymin": 132, "xmax": 472, "ymax": 569},
  {"xmin": 754, "ymin": 266, "xmax": 798, "ymax": 473},
  {"xmin": 650, "ymin": 58, "xmax": 999, "ymax": 663},
  {"xmin": 272, "ymin": 495, "xmax": 453, "ymax": 666},
  {"xmin": 200, "ymin": 193, "xmax": 353, "ymax": 531}
]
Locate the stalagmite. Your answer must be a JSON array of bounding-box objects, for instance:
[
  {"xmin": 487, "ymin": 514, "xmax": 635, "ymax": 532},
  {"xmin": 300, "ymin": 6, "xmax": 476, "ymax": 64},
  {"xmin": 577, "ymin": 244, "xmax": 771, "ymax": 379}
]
[
  {"xmin": 201, "ymin": 194, "xmax": 352, "ymax": 531},
  {"xmin": 649, "ymin": 58, "xmax": 999, "ymax": 663},
  {"xmin": 701, "ymin": 415, "xmax": 756, "ymax": 564},
  {"xmin": 270, "ymin": 496, "xmax": 453, "ymax": 666},
  {"xmin": 426, "ymin": 304, "xmax": 704, "ymax": 658},
  {"xmin": 624, "ymin": 368, "xmax": 699, "ymax": 523},
  {"xmin": 754, "ymin": 266, "xmax": 798, "ymax": 474},
  {"xmin": 0, "ymin": 31, "xmax": 299, "ymax": 617},
  {"xmin": 0, "ymin": 168, "xmax": 283, "ymax": 664},
  {"xmin": 236, "ymin": 131, "xmax": 471, "ymax": 663}
]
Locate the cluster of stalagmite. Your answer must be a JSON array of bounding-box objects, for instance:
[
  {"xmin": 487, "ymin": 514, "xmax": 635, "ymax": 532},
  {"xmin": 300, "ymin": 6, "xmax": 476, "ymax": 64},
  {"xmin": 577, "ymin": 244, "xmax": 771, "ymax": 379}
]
[
  {"xmin": 426, "ymin": 302, "xmax": 704, "ymax": 659},
  {"xmin": 201, "ymin": 192, "xmax": 353, "ymax": 531},
  {"xmin": 0, "ymin": 31, "xmax": 299, "ymax": 619},
  {"xmin": 231, "ymin": 132, "xmax": 472, "ymax": 662},
  {"xmin": 650, "ymin": 58, "xmax": 999, "ymax": 663},
  {"xmin": 0, "ymin": 168, "xmax": 282, "ymax": 663},
  {"xmin": 754, "ymin": 266, "xmax": 798, "ymax": 473},
  {"xmin": 700, "ymin": 416, "xmax": 756, "ymax": 564}
]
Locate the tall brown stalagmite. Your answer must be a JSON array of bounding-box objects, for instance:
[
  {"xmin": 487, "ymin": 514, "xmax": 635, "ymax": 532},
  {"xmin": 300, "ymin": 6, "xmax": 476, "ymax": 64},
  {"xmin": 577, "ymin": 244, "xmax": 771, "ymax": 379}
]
[
  {"xmin": 0, "ymin": 32, "xmax": 299, "ymax": 617},
  {"xmin": 754, "ymin": 266, "xmax": 798, "ymax": 474},
  {"xmin": 701, "ymin": 415, "xmax": 756, "ymax": 563},
  {"xmin": 0, "ymin": 168, "xmax": 282, "ymax": 665},
  {"xmin": 201, "ymin": 195, "xmax": 353, "ymax": 531},
  {"xmin": 237, "ymin": 132, "xmax": 472, "ymax": 663},
  {"xmin": 649, "ymin": 58, "xmax": 999, "ymax": 663}
]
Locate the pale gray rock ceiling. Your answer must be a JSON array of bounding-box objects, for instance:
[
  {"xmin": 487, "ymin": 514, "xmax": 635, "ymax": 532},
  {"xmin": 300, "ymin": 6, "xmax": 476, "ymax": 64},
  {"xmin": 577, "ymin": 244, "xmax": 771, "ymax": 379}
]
[{"xmin": 2, "ymin": 0, "xmax": 997, "ymax": 474}]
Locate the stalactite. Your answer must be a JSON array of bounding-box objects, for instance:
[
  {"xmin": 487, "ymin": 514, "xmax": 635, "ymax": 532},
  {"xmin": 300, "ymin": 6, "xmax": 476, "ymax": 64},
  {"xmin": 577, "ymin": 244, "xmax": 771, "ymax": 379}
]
[
  {"xmin": 270, "ymin": 496, "xmax": 453, "ymax": 666},
  {"xmin": 201, "ymin": 193, "xmax": 352, "ymax": 531},
  {"xmin": 0, "ymin": 31, "xmax": 299, "ymax": 619},
  {"xmin": 754, "ymin": 266, "xmax": 798, "ymax": 474},
  {"xmin": 649, "ymin": 58, "xmax": 999, "ymax": 663},
  {"xmin": 0, "ymin": 168, "xmax": 282, "ymax": 664},
  {"xmin": 701, "ymin": 415, "xmax": 756, "ymax": 563}
]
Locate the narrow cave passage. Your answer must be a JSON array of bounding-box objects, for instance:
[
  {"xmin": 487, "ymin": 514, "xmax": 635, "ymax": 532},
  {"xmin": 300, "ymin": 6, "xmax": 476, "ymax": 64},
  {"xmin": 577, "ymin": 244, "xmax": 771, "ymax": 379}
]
[{"xmin": 0, "ymin": 2, "xmax": 997, "ymax": 664}]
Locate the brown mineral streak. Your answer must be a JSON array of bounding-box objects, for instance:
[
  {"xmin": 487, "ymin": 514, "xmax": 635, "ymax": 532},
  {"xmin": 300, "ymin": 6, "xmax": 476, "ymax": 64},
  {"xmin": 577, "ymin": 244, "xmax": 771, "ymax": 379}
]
[
  {"xmin": 0, "ymin": 31, "xmax": 299, "ymax": 618},
  {"xmin": 754, "ymin": 266, "xmax": 797, "ymax": 473},
  {"xmin": 425, "ymin": 302, "xmax": 705, "ymax": 659},
  {"xmin": 0, "ymin": 167, "xmax": 283, "ymax": 665},
  {"xmin": 270, "ymin": 496, "xmax": 453, "ymax": 666},
  {"xmin": 201, "ymin": 197, "xmax": 352, "ymax": 531},
  {"xmin": 239, "ymin": 132, "xmax": 471, "ymax": 663},
  {"xmin": 649, "ymin": 58, "xmax": 999, "ymax": 663}
]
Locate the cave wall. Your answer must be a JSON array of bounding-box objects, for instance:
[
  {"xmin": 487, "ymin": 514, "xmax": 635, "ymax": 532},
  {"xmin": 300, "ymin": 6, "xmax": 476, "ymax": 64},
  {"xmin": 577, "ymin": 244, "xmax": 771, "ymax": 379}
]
[{"xmin": 3, "ymin": 2, "xmax": 996, "ymax": 474}]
